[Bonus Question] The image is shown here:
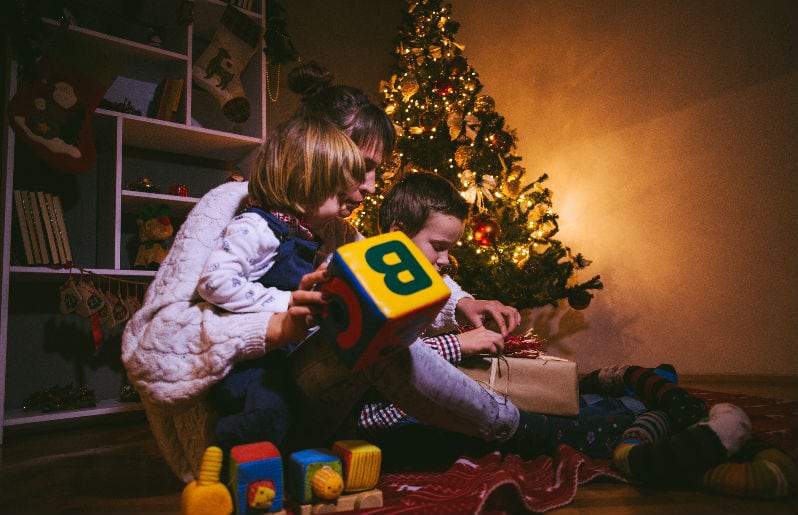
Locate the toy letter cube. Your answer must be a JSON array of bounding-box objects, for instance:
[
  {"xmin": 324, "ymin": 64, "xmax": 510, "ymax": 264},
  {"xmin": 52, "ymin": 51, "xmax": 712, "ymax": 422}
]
[
  {"xmin": 332, "ymin": 440, "xmax": 381, "ymax": 492},
  {"xmin": 229, "ymin": 441, "xmax": 284, "ymax": 514},
  {"xmin": 318, "ymin": 232, "xmax": 451, "ymax": 370},
  {"xmin": 287, "ymin": 448, "xmax": 343, "ymax": 504}
]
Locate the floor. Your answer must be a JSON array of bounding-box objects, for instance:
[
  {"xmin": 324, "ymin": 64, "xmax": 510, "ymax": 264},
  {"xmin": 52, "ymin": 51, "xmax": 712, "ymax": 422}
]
[{"xmin": 0, "ymin": 377, "xmax": 795, "ymax": 515}]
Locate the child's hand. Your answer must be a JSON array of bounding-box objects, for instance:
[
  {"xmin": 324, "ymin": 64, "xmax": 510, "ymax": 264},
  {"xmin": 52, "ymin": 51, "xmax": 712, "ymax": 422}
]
[
  {"xmin": 287, "ymin": 262, "xmax": 332, "ymax": 317},
  {"xmin": 456, "ymin": 326, "xmax": 505, "ymax": 355},
  {"xmin": 456, "ymin": 298, "xmax": 521, "ymax": 336}
]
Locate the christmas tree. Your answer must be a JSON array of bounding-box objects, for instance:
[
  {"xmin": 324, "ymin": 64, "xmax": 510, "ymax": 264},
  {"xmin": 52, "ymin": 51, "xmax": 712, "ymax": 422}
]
[{"xmin": 350, "ymin": 0, "xmax": 602, "ymax": 310}]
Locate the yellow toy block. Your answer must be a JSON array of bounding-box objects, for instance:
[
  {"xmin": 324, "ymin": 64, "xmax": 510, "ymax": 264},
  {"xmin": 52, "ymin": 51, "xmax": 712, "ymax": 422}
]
[
  {"xmin": 332, "ymin": 440, "xmax": 381, "ymax": 492},
  {"xmin": 318, "ymin": 232, "xmax": 451, "ymax": 370}
]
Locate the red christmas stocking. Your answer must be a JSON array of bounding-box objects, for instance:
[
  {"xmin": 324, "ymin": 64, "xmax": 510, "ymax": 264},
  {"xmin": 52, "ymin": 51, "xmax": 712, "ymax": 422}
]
[
  {"xmin": 7, "ymin": 29, "xmax": 119, "ymax": 175},
  {"xmin": 192, "ymin": 5, "xmax": 263, "ymax": 123}
]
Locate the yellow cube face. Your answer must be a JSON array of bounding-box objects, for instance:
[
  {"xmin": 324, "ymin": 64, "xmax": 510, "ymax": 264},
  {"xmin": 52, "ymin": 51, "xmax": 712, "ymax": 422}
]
[{"xmin": 334, "ymin": 232, "xmax": 451, "ymax": 318}]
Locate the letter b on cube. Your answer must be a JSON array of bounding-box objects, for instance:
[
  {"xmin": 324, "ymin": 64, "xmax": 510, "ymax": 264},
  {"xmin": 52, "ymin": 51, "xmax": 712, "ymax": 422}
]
[{"xmin": 318, "ymin": 232, "xmax": 451, "ymax": 370}]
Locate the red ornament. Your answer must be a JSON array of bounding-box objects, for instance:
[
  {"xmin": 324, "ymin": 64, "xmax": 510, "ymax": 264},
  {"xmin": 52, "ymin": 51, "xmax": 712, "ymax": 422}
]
[
  {"xmin": 472, "ymin": 215, "xmax": 500, "ymax": 247},
  {"xmin": 433, "ymin": 77, "xmax": 454, "ymax": 96}
]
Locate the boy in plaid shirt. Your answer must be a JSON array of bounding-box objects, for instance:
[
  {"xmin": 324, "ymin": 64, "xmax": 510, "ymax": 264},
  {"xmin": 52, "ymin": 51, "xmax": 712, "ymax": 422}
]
[{"xmin": 358, "ymin": 171, "xmax": 518, "ymax": 431}]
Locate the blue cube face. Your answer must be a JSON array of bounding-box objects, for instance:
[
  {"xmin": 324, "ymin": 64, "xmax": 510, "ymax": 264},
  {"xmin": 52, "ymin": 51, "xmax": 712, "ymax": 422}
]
[{"xmin": 231, "ymin": 456, "xmax": 284, "ymax": 514}]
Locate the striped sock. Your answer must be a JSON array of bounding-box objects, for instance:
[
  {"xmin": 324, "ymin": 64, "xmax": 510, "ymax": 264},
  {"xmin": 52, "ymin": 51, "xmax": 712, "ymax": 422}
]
[
  {"xmin": 623, "ymin": 366, "xmax": 707, "ymax": 432},
  {"xmin": 613, "ymin": 403, "xmax": 751, "ymax": 487},
  {"xmin": 702, "ymin": 436, "xmax": 797, "ymax": 500},
  {"xmin": 613, "ymin": 410, "xmax": 670, "ymax": 476}
]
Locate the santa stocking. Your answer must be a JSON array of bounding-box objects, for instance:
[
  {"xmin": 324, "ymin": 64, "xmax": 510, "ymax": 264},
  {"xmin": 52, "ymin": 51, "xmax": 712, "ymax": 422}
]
[
  {"xmin": 192, "ymin": 5, "xmax": 263, "ymax": 123},
  {"xmin": 7, "ymin": 28, "xmax": 119, "ymax": 175}
]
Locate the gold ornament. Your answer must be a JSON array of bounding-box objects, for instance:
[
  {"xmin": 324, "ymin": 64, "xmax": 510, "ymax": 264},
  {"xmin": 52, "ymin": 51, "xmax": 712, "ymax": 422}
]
[
  {"xmin": 380, "ymin": 151, "xmax": 403, "ymax": 182},
  {"xmin": 399, "ymin": 74, "xmax": 419, "ymax": 101},
  {"xmin": 502, "ymin": 164, "xmax": 525, "ymax": 197},
  {"xmin": 454, "ymin": 145, "xmax": 476, "ymax": 168},
  {"xmin": 474, "ymin": 95, "xmax": 495, "ymax": 114}
]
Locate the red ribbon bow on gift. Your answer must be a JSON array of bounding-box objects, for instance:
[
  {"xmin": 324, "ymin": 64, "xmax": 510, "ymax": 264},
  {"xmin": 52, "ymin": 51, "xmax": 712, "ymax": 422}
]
[{"xmin": 459, "ymin": 326, "xmax": 543, "ymax": 358}]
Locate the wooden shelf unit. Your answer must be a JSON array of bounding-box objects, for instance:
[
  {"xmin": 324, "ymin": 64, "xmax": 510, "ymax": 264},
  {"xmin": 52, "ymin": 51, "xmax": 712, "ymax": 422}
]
[{"xmin": 0, "ymin": 0, "xmax": 267, "ymax": 441}]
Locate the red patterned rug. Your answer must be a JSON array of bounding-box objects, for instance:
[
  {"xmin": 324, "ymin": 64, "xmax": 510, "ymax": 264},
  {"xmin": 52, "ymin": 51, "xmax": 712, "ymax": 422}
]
[{"xmin": 334, "ymin": 388, "xmax": 797, "ymax": 515}]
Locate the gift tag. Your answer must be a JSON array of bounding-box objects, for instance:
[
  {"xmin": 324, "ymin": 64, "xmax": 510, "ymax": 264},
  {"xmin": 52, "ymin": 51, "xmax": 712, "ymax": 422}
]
[{"xmin": 58, "ymin": 276, "xmax": 80, "ymax": 314}]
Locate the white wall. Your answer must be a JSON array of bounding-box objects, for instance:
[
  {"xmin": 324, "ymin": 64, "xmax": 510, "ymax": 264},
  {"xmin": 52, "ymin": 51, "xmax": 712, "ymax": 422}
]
[{"xmin": 453, "ymin": 0, "xmax": 797, "ymax": 375}]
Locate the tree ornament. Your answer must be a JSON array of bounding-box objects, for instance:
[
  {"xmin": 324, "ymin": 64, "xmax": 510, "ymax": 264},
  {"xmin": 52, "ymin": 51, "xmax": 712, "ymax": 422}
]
[
  {"xmin": 399, "ymin": 74, "xmax": 420, "ymax": 101},
  {"xmin": 433, "ymin": 77, "xmax": 453, "ymax": 96},
  {"xmin": 471, "ymin": 214, "xmax": 501, "ymax": 247},
  {"xmin": 454, "ymin": 145, "xmax": 476, "ymax": 168},
  {"xmin": 568, "ymin": 290, "xmax": 592, "ymax": 310},
  {"xmin": 488, "ymin": 130, "xmax": 513, "ymax": 153},
  {"xmin": 380, "ymin": 151, "xmax": 403, "ymax": 182},
  {"xmin": 502, "ymin": 165, "xmax": 525, "ymax": 196},
  {"xmin": 192, "ymin": 5, "xmax": 264, "ymax": 123},
  {"xmin": 473, "ymin": 94, "xmax": 495, "ymax": 114},
  {"xmin": 448, "ymin": 55, "xmax": 468, "ymax": 76}
]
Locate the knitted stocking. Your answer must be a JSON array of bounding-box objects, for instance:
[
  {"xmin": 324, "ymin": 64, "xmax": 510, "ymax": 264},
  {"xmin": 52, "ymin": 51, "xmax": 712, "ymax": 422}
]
[
  {"xmin": 192, "ymin": 5, "xmax": 263, "ymax": 123},
  {"xmin": 7, "ymin": 29, "xmax": 118, "ymax": 174}
]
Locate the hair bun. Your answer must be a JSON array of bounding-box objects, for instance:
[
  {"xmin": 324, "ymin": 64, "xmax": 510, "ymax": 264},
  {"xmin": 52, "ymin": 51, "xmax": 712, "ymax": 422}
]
[{"xmin": 288, "ymin": 61, "xmax": 334, "ymax": 99}]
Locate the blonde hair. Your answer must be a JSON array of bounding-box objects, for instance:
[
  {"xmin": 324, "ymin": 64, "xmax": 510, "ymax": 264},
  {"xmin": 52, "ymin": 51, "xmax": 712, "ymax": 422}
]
[{"xmin": 249, "ymin": 115, "xmax": 365, "ymax": 215}]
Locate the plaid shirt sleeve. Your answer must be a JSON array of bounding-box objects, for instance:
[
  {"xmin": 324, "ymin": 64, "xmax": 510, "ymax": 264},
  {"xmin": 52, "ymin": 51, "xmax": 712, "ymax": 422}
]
[
  {"xmin": 422, "ymin": 333, "xmax": 462, "ymax": 364},
  {"xmin": 358, "ymin": 333, "xmax": 463, "ymax": 430}
]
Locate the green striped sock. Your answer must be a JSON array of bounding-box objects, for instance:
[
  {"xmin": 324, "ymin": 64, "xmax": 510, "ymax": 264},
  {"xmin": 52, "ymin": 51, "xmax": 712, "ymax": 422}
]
[{"xmin": 702, "ymin": 436, "xmax": 797, "ymax": 499}]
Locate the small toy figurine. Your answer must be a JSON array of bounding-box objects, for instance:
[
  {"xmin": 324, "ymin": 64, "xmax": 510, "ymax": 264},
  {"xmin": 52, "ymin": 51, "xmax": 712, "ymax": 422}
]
[
  {"xmin": 181, "ymin": 446, "xmax": 233, "ymax": 515},
  {"xmin": 133, "ymin": 204, "xmax": 173, "ymax": 270}
]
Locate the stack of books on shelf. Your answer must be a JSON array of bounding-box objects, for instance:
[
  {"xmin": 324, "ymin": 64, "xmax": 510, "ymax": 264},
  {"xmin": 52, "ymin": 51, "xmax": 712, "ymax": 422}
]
[
  {"xmin": 153, "ymin": 77, "xmax": 185, "ymax": 122},
  {"xmin": 12, "ymin": 190, "xmax": 73, "ymax": 266}
]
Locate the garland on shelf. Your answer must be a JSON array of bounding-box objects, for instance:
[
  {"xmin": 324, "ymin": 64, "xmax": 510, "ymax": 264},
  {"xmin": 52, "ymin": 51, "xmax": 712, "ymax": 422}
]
[{"xmin": 55, "ymin": 265, "xmax": 150, "ymax": 350}]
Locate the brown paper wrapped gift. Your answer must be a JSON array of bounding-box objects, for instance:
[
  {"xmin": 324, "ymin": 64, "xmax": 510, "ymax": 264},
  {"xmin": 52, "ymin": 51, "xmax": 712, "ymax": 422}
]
[{"xmin": 458, "ymin": 353, "xmax": 579, "ymax": 416}]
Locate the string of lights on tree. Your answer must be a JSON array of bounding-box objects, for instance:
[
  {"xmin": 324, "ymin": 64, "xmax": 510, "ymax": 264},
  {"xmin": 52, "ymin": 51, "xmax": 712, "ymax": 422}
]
[{"xmin": 350, "ymin": 0, "xmax": 602, "ymax": 310}]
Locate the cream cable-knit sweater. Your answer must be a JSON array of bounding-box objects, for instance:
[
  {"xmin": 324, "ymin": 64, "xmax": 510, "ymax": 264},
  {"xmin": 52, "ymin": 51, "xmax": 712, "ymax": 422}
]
[{"xmin": 121, "ymin": 181, "xmax": 470, "ymax": 482}]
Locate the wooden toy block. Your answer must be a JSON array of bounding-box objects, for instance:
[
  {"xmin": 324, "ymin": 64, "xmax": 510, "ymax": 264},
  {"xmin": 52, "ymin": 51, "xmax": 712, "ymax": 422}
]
[
  {"xmin": 331, "ymin": 440, "xmax": 381, "ymax": 492},
  {"xmin": 318, "ymin": 232, "xmax": 451, "ymax": 369},
  {"xmin": 230, "ymin": 441, "xmax": 285, "ymax": 514},
  {"xmin": 287, "ymin": 449, "xmax": 344, "ymax": 505},
  {"xmin": 293, "ymin": 489, "xmax": 383, "ymax": 515}
]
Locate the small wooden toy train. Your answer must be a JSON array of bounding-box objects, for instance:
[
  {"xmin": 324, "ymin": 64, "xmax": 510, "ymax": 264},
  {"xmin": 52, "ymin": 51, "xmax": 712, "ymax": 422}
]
[{"xmin": 182, "ymin": 440, "xmax": 383, "ymax": 515}]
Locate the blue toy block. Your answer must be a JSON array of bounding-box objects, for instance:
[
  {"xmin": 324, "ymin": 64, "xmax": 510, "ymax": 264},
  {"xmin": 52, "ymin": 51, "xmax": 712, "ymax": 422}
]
[
  {"xmin": 286, "ymin": 448, "xmax": 343, "ymax": 504},
  {"xmin": 229, "ymin": 442, "xmax": 284, "ymax": 514}
]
